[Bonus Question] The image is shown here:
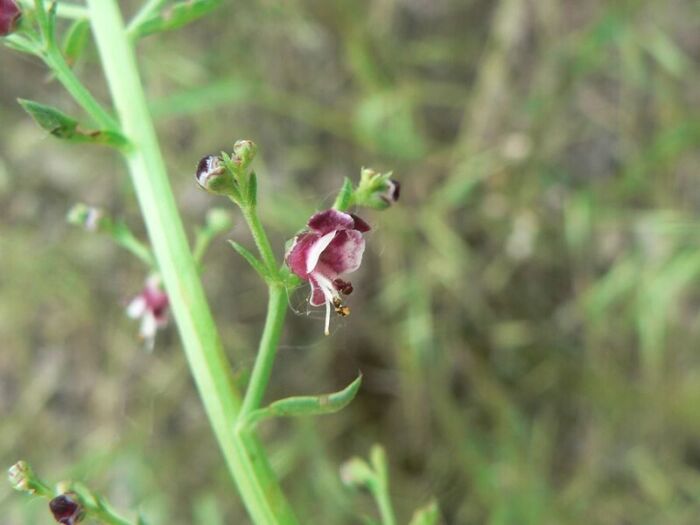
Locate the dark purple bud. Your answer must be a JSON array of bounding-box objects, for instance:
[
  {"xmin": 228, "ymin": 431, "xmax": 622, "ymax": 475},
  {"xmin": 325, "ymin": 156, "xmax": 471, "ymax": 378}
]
[
  {"xmin": 49, "ymin": 494, "xmax": 84, "ymax": 525},
  {"xmin": 195, "ymin": 154, "xmax": 239, "ymax": 196},
  {"xmin": 195, "ymin": 155, "xmax": 224, "ymax": 187},
  {"xmin": 388, "ymin": 179, "xmax": 400, "ymax": 202},
  {"xmin": 0, "ymin": 0, "xmax": 21, "ymax": 36}
]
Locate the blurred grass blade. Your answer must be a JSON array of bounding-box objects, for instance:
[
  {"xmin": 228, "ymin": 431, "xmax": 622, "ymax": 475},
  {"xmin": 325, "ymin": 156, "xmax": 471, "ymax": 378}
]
[{"xmin": 244, "ymin": 374, "xmax": 362, "ymax": 427}]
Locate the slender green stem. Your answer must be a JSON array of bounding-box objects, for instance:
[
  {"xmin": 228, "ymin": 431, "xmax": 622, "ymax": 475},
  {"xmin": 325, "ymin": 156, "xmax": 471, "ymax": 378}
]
[
  {"xmin": 42, "ymin": 47, "xmax": 118, "ymax": 130},
  {"xmin": 241, "ymin": 205, "xmax": 281, "ymax": 277},
  {"xmin": 373, "ymin": 483, "xmax": 397, "ymax": 525},
  {"xmin": 84, "ymin": 2, "xmax": 298, "ymax": 524},
  {"xmin": 18, "ymin": 0, "xmax": 87, "ymax": 19},
  {"xmin": 126, "ymin": 0, "xmax": 167, "ymax": 37},
  {"xmin": 238, "ymin": 285, "xmax": 288, "ymax": 424}
]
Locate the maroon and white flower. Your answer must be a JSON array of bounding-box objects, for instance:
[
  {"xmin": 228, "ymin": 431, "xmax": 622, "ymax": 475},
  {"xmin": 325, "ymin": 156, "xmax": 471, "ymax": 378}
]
[
  {"xmin": 285, "ymin": 209, "xmax": 370, "ymax": 335},
  {"xmin": 0, "ymin": 0, "xmax": 21, "ymax": 36},
  {"xmin": 126, "ymin": 276, "xmax": 169, "ymax": 350}
]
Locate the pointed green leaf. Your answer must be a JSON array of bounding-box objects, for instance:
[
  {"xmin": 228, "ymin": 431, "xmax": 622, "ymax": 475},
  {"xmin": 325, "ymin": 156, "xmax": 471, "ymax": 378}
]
[
  {"xmin": 332, "ymin": 177, "xmax": 354, "ymax": 211},
  {"xmin": 18, "ymin": 99, "xmax": 129, "ymax": 149},
  {"xmin": 245, "ymin": 374, "xmax": 362, "ymax": 427},
  {"xmin": 131, "ymin": 0, "xmax": 223, "ymax": 39},
  {"xmin": 408, "ymin": 501, "xmax": 440, "ymax": 525},
  {"xmin": 62, "ymin": 18, "xmax": 90, "ymax": 66},
  {"xmin": 19, "ymin": 99, "xmax": 79, "ymax": 139},
  {"xmin": 228, "ymin": 241, "xmax": 269, "ymax": 281}
]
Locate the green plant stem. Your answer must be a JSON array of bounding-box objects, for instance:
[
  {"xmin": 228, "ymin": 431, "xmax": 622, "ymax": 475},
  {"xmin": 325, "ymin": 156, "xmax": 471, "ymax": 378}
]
[
  {"xmin": 238, "ymin": 285, "xmax": 287, "ymax": 424},
  {"xmin": 126, "ymin": 0, "xmax": 167, "ymax": 37},
  {"xmin": 373, "ymin": 483, "xmax": 397, "ymax": 525},
  {"xmin": 42, "ymin": 47, "xmax": 118, "ymax": 130},
  {"xmin": 84, "ymin": 2, "xmax": 298, "ymax": 524},
  {"xmin": 241, "ymin": 204, "xmax": 281, "ymax": 278}
]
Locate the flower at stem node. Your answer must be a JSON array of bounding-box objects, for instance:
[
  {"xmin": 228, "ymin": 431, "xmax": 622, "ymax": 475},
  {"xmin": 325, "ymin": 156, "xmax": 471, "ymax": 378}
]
[
  {"xmin": 126, "ymin": 275, "xmax": 169, "ymax": 350},
  {"xmin": 285, "ymin": 209, "xmax": 370, "ymax": 335}
]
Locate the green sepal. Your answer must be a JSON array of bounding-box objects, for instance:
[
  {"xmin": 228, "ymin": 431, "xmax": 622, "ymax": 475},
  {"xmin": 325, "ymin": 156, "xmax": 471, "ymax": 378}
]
[
  {"xmin": 246, "ymin": 171, "xmax": 258, "ymax": 207},
  {"xmin": 332, "ymin": 177, "xmax": 354, "ymax": 211},
  {"xmin": 243, "ymin": 373, "xmax": 362, "ymax": 428},
  {"xmin": 62, "ymin": 18, "xmax": 90, "ymax": 66},
  {"xmin": 131, "ymin": 0, "xmax": 223, "ymax": 39},
  {"xmin": 408, "ymin": 501, "xmax": 440, "ymax": 525},
  {"xmin": 228, "ymin": 240, "xmax": 270, "ymax": 282},
  {"xmin": 45, "ymin": 1, "xmax": 58, "ymax": 45},
  {"xmin": 18, "ymin": 99, "xmax": 129, "ymax": 149}
]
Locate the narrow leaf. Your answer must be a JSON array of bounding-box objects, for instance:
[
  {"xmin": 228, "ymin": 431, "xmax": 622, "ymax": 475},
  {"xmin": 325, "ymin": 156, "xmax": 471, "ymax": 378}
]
[
  {"xmin": 228, "ymin": 241, "xmax": 269, "ymax": 281},
  {"xmin": 18, "ymin": 99, "xmax": 129, "ymax": 149},
  {"xmin": 245, "ymin": 374, "xmax": 362, "ymax": 427},
  {"xmin": 62, "ymin": 18, "xmax": 90, "ymax": 66},
  {"xmin": 333, "ymin": 177, "xmax": 354, "ymax": 211},
  {"xmin": 19, "ymin": 98, "xmax": 78, "ymax": 138},
  {"xmin": 408, "ymin": 501, "xmax": 440, "ymax": 525},
  {"xmin": 131, "ymin": 0, "xmax": 223, "ymax": 39},
  {"xmin": 247, "ymin": 171, "xmax": 257, "ymax": 207},
  {"xmin": 4, "ymin": 34, "xmax": 41, "ymax": 55}
]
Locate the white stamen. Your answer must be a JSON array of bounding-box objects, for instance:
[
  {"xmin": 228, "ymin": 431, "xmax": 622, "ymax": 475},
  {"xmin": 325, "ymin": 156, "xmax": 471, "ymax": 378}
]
[{"xmin": 313, "ymin": 272, "xmax": 338, "ymax": 336}]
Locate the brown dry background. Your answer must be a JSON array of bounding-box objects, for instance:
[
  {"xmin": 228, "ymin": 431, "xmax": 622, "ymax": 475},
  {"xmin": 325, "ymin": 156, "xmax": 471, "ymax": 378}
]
[{"xmin": 2, "ymin": 0, "xmax": 700, "ymax": 523}]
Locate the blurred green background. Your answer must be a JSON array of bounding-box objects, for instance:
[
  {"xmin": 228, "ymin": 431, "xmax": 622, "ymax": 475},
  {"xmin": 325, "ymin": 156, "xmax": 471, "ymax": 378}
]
[{"xmin": 2, "ymin": 0, "xmax": 700, "ymax": 523}]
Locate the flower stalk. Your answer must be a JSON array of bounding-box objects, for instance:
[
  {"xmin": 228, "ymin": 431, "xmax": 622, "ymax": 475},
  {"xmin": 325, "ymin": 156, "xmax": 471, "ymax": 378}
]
[{"xmin": 84, "ymin": 1, "xmax": 298, "ymax": 523}]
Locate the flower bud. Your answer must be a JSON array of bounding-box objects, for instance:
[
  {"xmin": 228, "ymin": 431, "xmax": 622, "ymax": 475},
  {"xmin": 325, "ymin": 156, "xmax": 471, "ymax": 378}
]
[
  {"xmin": 381, "ymin": 179, "xmax": 400, "ymax": 206},
  {"xmin": 0, "ymin": 0, "xmax": 21, "ymax": 37},
  {"xmin": 339, "ymin": 457, "xmax": 374, "ymax": 489},
  {"xmin": 67, "ymin": 204, "xmax": 105, "ymax": 232},
  {"xmin": 233, "ymin": 139, "xmax": 257, "ymax": 167},
  {"xmin": 8, "ymin": 461, "xmax": 33, "ymax": 493},
  {"xmin": 354, "ymin": 168, "xmax": 400, "ymax": 210},
  {"xmin": 195, "ymin": 154, "xmax": 236, "ymax": 196},
  {"xmin": 49, "ymin": 493, "xmax": 85, "ymax": 525}
]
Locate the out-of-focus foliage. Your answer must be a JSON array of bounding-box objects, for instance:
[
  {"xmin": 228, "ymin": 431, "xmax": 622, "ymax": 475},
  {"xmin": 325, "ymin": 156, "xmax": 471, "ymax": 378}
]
[{"xmin": 2, "ymin": 0, "xmax": 700, "ymax": 523}]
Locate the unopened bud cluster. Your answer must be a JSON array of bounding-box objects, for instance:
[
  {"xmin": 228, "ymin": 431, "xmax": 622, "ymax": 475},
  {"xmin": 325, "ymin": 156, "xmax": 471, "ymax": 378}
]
[
  {"xmin": 354, "ymin": 168, "xmax": 400, "ymax": 210},
  {"xmin": 195, "ymin": 140, "xmax": 258, "ymax": 205}
]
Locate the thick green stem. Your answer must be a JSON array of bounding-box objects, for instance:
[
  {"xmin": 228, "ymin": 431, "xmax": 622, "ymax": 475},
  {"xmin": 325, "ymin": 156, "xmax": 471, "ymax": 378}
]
[
  {"xmin": 238, "ymin": 285, "xmax": 288, "ymax": 423},
  {"xmin": 84, "ymin": 1, "xmax": 298, "ymax": 523}
]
